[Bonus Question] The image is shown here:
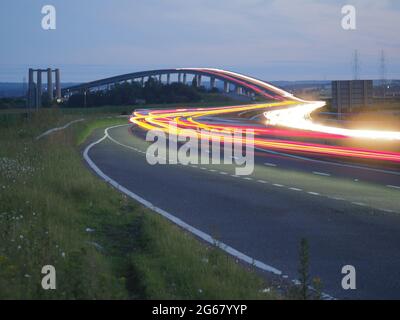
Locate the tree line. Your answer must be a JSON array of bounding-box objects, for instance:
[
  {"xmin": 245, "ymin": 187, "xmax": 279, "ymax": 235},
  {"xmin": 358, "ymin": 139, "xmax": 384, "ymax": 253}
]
[{"xmin": 65, "ymin": 77, "xmax": 208, "ymax": 108}]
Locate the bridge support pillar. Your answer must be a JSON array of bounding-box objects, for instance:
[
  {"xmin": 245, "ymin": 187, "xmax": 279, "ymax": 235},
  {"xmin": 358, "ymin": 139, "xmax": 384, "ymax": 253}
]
[
  {"xmin": 55, "ymin": 69, "xmax": 61, "ymax": 99},
  {"xmin": 158, "ymin": 74, "xmax": 162, "ymax": 83},
  {"xmin": 224, "ymin": 81, "xmax": 229, "ymax": 93},
  {"xmin": 197, "ymin": 75, "xmax": 202, "ymax": 87},
  {"xmin": 183, "ymin": 73, "xmax": 187, "ymax": 85},
  {"xmin": 36, "ymin": 71, "xmax": 42, "ymax": 110},
  {"xmin": 167, "ymin": 73, "xmax": 170, "ymax": 85},
  {"xmin": 47, "ymin": 68, "xmax": 53, "ymax": 101},
  {"xmin": 28, "ymin": 68, "xmax": 34, "ymax": 108},
  {"xmin": 210, "ymin": 77, "xmax": 216, "ymax": 89}
]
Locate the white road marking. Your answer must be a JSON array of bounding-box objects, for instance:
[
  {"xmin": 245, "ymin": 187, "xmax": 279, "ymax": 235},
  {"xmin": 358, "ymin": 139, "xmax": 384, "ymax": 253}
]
[
  {"xmin": 264, "ymin": 162, "xmax": 277, "ymax": 167},
  {"xmin": 84, "ymin": 125, "xmax": 284, "ymax": 279},
  {"xmin": 99, "ymin": 125, "xmax": 400, "ymax": 301},
  {"xmin": 243, "ymin": 177, "xmax": 253, "ymax": 181},
  {"xmin": 329, "ymin": 196, "xmax": 345, "ymax": 201},
  {"xmin": 273, "ymin": 184, "xmax": 284, "ymax": 188},
  {"xmin": 219, "ymin": 171, "xmax": 228, "ymax": 175},
  {"xmin": 108, "ymin": 126, "xmax": 400, "ymax": 219},
  {"xmin": 289, "ymin": 187, "xmax": 303, "ymax": 192},
  {"xmin": 387, "ymin": 185, "xmax": 400, "ymax": 190},
  {"xmin": 313, "ymin": 171, "xmax": 331, "ymax": 177}
]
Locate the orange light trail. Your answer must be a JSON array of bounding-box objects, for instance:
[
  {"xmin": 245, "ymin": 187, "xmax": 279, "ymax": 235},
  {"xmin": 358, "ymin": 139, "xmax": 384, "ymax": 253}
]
[
  {"xmin": 129, "ymin": 68, "xmax": 400, "ymax": 164},
  {"xmin": 130, "ymin": 103, "xmax": 400, "ymax": 164}
]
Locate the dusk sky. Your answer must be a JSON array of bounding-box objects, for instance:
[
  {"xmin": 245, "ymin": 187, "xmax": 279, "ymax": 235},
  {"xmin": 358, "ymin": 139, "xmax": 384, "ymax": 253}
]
[{"xmin": 1, "ymin": 0, "xmax": 400, "ymax": 82}]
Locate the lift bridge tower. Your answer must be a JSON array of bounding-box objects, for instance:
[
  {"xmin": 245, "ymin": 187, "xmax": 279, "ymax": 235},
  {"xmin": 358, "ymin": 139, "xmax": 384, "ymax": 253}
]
[{"xmin": 27, "ymin": 68, "xmax": 61, "ymax": 109}]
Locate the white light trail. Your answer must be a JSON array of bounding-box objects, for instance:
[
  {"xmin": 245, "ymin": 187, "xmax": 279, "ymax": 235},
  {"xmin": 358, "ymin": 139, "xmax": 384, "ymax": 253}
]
[{"xmin": 264, "ymin": 102, "xmax": 400, "ymax": 141}]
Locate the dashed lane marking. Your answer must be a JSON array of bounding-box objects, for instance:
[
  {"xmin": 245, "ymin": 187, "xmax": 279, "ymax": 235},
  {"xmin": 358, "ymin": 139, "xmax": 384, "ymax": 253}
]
[
  {"xmin": 313, "ymin": 171, "xmax": 331, "ymax": 177},
  {"xmin": 264, "ymin": 162, "xmax": 277, "ymax": 167}
]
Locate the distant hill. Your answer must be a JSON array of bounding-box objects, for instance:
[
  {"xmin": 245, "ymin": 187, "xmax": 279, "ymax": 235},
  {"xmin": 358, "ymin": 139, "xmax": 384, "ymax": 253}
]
[
  {"xmin": 270, "ymin": 80, "xmax": 332, "ymax": 89},
  {"xmin": 0, "ymin": 83, "xmax": 80, "ymax": 98}
]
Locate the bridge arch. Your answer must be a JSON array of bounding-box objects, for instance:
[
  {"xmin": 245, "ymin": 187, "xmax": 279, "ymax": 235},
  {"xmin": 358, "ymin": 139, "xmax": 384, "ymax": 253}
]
[{"xmin": 62, "ymin": 68, "xmax": 299, "ymax": 102}]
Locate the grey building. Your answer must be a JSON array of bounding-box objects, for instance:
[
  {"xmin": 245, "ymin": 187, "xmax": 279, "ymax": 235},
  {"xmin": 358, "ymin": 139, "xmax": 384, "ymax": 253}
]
[{"xmin": 332, "ymin": 80, "xmax": 373, "ymax": 113}]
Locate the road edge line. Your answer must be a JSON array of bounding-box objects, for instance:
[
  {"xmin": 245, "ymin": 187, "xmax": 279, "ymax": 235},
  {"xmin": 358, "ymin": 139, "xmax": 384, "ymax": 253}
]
[{"xmin": 83, "ymin": 125, "xmax": 283, "ymax": 277}]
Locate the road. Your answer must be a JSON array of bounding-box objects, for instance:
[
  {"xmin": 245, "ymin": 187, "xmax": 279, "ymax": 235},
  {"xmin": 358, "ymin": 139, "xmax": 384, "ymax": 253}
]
[{"xmin": 85, "ymin": 123, "xmax": 400, "ymax": 299}]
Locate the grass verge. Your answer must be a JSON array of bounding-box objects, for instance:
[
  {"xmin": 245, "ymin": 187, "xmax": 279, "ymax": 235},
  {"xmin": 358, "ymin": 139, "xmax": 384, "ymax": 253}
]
[{"xmin": 0, "ymin": 109, "xmax": 279, "ymax": 299}]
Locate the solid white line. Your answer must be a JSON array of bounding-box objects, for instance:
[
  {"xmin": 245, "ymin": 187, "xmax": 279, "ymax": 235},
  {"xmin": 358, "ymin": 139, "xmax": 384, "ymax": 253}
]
[
  {"xmin": 289, "ymin": 187, "xmax": 303, "ymax": 192},
  {"xmin": 387, "ymin": 185, "xmax": 400, "ymax": 190},
  {"xmin": 36, "ymin": 118, "xmax": 85, "ymax": 140},
  {"xmin": 103, "ymin": 124, "xmax": 339, "ymax": 299},
  {"xmin": 84, "ymin": 125, "xmax": 283, "ymax": 276},
  {"xmin": 308, "ymin": 192, "xmax": 320, "ymax": 196},
  {"xmin": 313, "ymin": 171, "xmax": 331, "ymax": 177}
]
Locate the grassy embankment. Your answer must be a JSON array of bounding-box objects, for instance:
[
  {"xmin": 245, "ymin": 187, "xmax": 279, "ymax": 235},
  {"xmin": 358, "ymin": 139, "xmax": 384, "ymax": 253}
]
[{"xmin": 0, "ymin": 108, "xmax": 279, "ymax": 299}]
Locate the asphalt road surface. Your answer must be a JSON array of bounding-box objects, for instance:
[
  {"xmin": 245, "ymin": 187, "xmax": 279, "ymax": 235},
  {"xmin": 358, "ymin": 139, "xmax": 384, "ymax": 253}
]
[{"xmin": 86, "ymin": 124, "xmax": 400, "ymax": 299}]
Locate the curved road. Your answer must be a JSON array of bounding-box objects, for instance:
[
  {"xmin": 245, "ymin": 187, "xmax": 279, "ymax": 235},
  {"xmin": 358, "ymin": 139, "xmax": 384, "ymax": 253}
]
[{"xmin": 86, "ymin": 123, "xmax": 400, "ymax": 300}]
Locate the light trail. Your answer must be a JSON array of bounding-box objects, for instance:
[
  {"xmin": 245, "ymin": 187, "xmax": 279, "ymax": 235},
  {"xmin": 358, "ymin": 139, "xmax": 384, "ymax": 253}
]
[
  {"xmin": 264, "ymin": 102, "xmax": 400, "ymax": 141},
  {"xmin": 129, "ymin": 68, "xmax": 400, "ymax": 164}
]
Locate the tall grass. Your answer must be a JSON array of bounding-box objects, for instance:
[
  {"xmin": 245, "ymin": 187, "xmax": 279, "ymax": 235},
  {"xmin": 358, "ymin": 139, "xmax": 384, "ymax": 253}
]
[{"xmin": 0, "ymin": 109, "xmax": 279, "ymax": 299}]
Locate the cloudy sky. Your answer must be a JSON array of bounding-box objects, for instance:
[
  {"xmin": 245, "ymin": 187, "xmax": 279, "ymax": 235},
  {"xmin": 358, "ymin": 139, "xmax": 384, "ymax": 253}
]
[{"xmin": 1, "ymin": 0, "xmax": 399, "ymax": 82}]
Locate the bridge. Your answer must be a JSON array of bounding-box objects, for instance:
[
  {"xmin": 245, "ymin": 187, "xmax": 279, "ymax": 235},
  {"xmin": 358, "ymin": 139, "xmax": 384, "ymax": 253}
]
[{"xmin": 62, "ymin": 68, "xmax": 299, "ymax": 102}]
